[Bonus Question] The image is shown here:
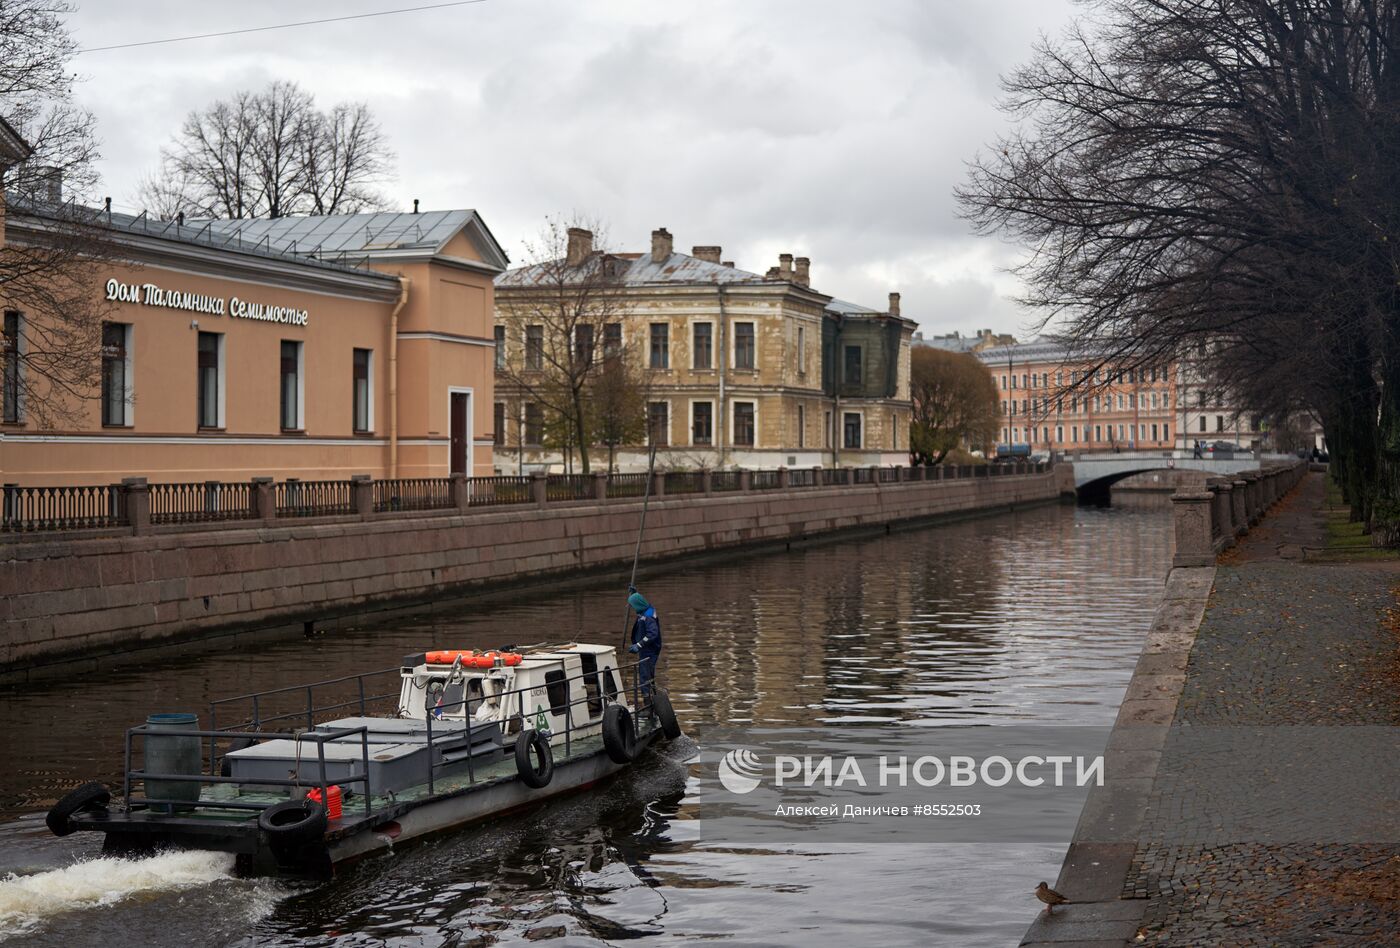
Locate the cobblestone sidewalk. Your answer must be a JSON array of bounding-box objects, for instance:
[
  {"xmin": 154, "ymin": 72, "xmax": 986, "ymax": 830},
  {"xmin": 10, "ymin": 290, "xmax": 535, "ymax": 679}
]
[{"xmin": 1128, "ymin": 474, "xmax": 1400, "ymax": 945}]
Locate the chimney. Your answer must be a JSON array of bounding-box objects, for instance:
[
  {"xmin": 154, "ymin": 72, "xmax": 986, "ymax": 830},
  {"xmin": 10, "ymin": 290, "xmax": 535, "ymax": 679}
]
[
  {"xmin": 41, "ymin": 167, "xmax": 62, "ymax": 204},
  {"xmin": 779, "ymin": 253, "xmax": 793, "ymax": 279},
  {"xmin": 794, "ymin": 256, "xmax": 810, "ymax": 287},
  {"xmin": 651, "ymin": 227, "xmax": 673, "ymax": 261},
  {"xmin": 566, "ymin": 227, "xmax": 593, "ymax": 267},
  {"xmin": 412, "ymin": 198, "xmax": 419, "ymax": 214},
  {"xmin": 721, "ymin": 260, "xmax": 735, "ymax": 268},
  {"xmin": 888, "ymin": 292, "xmax": 901, "ymax": 316},
  {"xmin": 692, "ymin": 245, "xmax": 722, "ymax": 264},
  {"xmin": 765, "ymin": 266, "xmax": 781, "ymax": 280}
]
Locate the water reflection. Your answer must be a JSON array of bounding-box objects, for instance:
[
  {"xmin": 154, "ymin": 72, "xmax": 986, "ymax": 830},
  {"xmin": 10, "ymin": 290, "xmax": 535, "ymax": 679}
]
[{"xmin": 0, "ymin": 502, "xmax": 1172, "ymax": 946}]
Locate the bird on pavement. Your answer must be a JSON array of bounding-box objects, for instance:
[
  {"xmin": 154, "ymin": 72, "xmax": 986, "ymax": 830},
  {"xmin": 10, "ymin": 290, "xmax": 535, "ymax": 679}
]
[{"xmin": 1036, "ymin": 881, "xmax": 1069, "ymax": 914}]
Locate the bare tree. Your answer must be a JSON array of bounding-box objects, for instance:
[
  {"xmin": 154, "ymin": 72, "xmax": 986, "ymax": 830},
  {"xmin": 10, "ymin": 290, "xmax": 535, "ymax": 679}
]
[
  {"xmin": 959, "ymin": 0, "xmax": 1400, "ymax": 539},
  {"xmin": 1, "ymin": 0, "xmax": 116, "ymax": 428},
  {"xmin": 495, "ymin": 219, "xmax": 633, "ymax": 474},
  {"xmin": 139, "ymin": 81, "xmax": 393, "ymax": 219},
  {"xmin": 908, "ymin": 348, "xmax": 1000, "ymax": 465},
  {"xmin": 588, "ymin": 342, "xmax": 650, "ymax": 473}
]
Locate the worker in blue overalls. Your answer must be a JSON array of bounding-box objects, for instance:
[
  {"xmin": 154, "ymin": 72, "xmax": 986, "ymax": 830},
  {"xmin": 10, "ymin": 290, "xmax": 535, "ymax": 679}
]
[{"xmin": 627, "ymin": 589, "xmax": 662, "ymax": 701}]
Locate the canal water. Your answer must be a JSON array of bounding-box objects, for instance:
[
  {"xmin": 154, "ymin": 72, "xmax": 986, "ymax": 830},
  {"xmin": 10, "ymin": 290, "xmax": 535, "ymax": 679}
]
[{"xmin": 0, "ymin": 501, "xmax": 1172, "ymax": 946}]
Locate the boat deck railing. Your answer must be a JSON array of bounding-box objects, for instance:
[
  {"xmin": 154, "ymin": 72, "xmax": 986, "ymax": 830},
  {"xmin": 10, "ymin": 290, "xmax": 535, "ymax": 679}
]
[
  {"xmin": 208, "ymin": 666, "xmax": 401, "ymax": 771},
  {"xmin": 122, "ymin": 723, "xmax": 374, "ymax": 819},
  {"xmin": 418, "ymin": 654, "xmax": 656, "ymax": 795},
  {"xmin": 118, "ymin": 652, "xmax": 661, "ymax": 821}
]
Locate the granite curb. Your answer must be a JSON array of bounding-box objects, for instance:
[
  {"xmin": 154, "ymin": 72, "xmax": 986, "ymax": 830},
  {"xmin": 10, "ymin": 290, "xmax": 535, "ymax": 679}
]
[{"xmin": 1019, "ymin": 565, "xmax": 1215, "ymax": 947}]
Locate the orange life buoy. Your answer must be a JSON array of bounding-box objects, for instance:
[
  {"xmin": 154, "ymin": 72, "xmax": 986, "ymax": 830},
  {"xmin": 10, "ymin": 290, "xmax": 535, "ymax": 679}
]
[
  {"xmin": 424, "ymin": 649, "xmax": 523, "ymax": 667},
  {"xmin": 425, "ymin": 649, "xmax": 477, "ymax": 665}
]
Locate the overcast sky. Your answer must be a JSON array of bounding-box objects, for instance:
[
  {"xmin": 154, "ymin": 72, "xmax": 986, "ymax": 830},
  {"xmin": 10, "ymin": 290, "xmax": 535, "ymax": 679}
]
[{"xmin": 63, "ymin": 0, "xmax": 1077, "ymax": 338}]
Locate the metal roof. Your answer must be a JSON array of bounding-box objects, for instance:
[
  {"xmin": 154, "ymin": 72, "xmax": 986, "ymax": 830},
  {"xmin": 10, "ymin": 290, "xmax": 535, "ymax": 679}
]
[
  {"xmin": 825, "ymin": 297, "xmax": 882, "ymax": 316},
  {"xmin": 192, "ymin": 209, "xmax": 510, "ymax": 270},
  {"xmin": 497, "ymin": 250, "xmax": 775, "ymax": 288},
  {"xmin": 6, "ymin": 197, "xmax": 400, "ymax": 282}
]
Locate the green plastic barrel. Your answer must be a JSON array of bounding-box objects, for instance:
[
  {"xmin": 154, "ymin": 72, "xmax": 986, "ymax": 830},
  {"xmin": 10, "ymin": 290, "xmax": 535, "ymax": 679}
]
[{"xmin": 145, "ymin": 712, "xmax": 202, "ymax": 813}]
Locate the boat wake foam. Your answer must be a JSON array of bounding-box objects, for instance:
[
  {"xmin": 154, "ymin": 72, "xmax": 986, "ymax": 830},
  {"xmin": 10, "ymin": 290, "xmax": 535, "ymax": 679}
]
[{"xmin": 0, "ymin": 850, "xmax": 235, "ymax": 938}]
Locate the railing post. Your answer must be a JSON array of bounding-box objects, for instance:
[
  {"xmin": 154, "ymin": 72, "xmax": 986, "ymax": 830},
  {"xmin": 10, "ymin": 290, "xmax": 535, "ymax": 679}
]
[
  {"xmin": 738, "ymin": 469, "xmax": 752, "ymax": 492},
  {"xmin": 651, "ymin": 469, "xmax": 667, "ymax": 498},
  {"xmin": 1209, "ymin": 478, "xmax": 1234, "ymax": 548},
  {"xmin": 811, "ymin": 465, "xmax": 823, "ymax": 487},
  {"xmin": 351, "ymin": 474, "xmax": 373, "ymax": 518},
  {"xmin": 868, "ymin": 464, "xmax": 880, "ymax": 486},
  {"xmin": 121, "ymin": 477, "xmax": 149, "ymax": 536},
  {"xmin": 777, "ymin": 466, "xmax": 790, "ymax": 489},
  {"xmin": 451, "ymin": 471, "xmax": 470, "ymax": 511},
  {"xmin": 593, "ymin": 471, "xmax": 609, "ymax": 501},
  {"xmin": 702, "ymin": 469, "xmax": 714, "ymax": 495},
  {"xmin": 531, "ymin": 470, "xmax": 548, "ymax": 507},
  {"xmin": 1171, "ymin": 489, "xmax": 1216, "ymax": 567},
  {"xmin": 1242, "ymin": 471, "xmax": 1262, "ymax": 525},
  {"xmin": 251, "ymin": 477, "xmax": 276, "ymax": 523},
  {"xmin": 1230, "ymin": 478, "xmax": 1248, "ymax": 536}
]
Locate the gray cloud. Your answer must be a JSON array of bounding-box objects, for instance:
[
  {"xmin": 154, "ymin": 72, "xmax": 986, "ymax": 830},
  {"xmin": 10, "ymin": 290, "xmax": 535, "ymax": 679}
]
[{"xmin": 66, "ymin": 0, "xmax": 1077, "ymax": 338}]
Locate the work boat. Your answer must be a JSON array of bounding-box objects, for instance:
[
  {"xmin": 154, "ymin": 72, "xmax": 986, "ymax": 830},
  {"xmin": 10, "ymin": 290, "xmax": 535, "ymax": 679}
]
[{"xmin": 46, "ymin": 643, "xmax": 681, "ymax": 875}]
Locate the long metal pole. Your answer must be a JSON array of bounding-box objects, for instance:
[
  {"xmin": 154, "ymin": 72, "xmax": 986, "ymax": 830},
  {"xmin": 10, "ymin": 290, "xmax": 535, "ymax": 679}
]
[{"xmin": 620, "ymin": 436, "xmax": 660, "ymax": 656}]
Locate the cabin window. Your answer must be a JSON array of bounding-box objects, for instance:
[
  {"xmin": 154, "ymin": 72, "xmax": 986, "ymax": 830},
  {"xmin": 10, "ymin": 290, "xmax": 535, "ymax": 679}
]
[
  {"xmin": 579, "ymin": 653, "xmax": 603, "ymax": 717},
  {"xmin": 604, "ymin": 667, "xmax": 620, "ymax": 702},
  {"xmin": 424, "ymin": 677, "xmax": 465, "ymax": 716},
  {"xmin": 544, "ymin": 669, "xmax": 569, "ymax": 716}
]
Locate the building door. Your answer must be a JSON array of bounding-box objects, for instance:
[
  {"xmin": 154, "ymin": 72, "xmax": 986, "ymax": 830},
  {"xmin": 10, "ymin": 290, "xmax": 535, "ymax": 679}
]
[{"xmin": 450, "ymin": 391, "xmax": 470, "ymax": 475}]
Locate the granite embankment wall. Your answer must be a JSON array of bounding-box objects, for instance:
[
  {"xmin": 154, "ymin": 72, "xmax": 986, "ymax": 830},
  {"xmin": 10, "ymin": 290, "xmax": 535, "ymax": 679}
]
[{"xmin": 1, "ymin": 466, "xmax": 1073, "ymax": 677}]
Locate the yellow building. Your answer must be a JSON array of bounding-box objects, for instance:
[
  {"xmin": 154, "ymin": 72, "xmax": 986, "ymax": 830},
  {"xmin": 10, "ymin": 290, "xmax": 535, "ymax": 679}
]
[
  {"xmin": 493, "ymin": 227, "xmax": 915, "ymax": 472},
  {"xmin": 1, "ymin": 203, "xmax": 508, "ymax": 486}
]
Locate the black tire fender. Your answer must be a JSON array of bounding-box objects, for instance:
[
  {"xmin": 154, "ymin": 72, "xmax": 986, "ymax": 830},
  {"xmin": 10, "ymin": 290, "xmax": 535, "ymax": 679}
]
[
  {"xmin": 514, "ymin": 728, "xmax": 554, "ymax": 789},
  {"xmin": 258, "ymin": 799, "xmax": 327, "ymax": 847},
  {"xmin": 46, "ymin": 782, "xmax": 111, "ymax": 837},
  {"xmin": 602, "ymin": 704, "xmax": 637, "ymax": 764},
  {"xmin": 219, "ymin": 736, "xmax": 258, "ymax": 777},
  {"xmin": 652, "ymin": 690, "xmax": 682, "ymax": 740}
]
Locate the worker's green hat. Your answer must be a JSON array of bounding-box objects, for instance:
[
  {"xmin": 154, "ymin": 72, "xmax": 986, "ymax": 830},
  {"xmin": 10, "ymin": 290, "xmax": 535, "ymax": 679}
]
[{"xmin": 628, "ymin": 592, "xmax": 650, "ymax": 612}]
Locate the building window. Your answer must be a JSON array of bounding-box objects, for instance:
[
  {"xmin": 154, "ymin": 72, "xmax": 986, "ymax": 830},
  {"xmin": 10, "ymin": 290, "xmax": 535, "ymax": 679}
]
[
  {"xmin": 1072, "ymin": 425, "xmax": 1078, "ymax": 442},
  {"xmin": 734, "ymin": 322, "xmax": 755, "ymax": 370},
  {"xmin": 798, "ymin": 326, "xmax": 807, "ymax": 375},
  {"xmin": 525, "ymin": 402, "xmax": 543, "ymax": 444},
  {"xmin": 798, "ymin": 404, "xmax": 806, "ymax": 449},
  {"xmin": 693, "ymin": 322, "xmax": 712, "ymax": 370},
  {"xmin": 280, "ymin": 340, "xmax": 303, "ymax": 431},
  {"xmin": 493, "ymin": 325, "xmax": 505, "ymax": 369},
  {"xmin": 1164, "ymin": 423, "xmax": 1171, "ymax": 442},
  {"xmin": 1095, "ymin": 424, "xmax": 1102, "ymax": 441},
  {"xmin": 2, "ymin": 311, "xmax": 20, "ymax": 423},
  {"xmin": 493, "ymin": 401, "xmax": 505, "ymax": 446},
  {"xmin": 1199, "ymin": 416, "xmax": 1207, "ymax": 433},
  {"xmin": 648, "ymin": 401, "xmax": 669, "ymax": 446},
  {"xmin": 1216, "ymin": 415, "xmax": 1224, "ymax": 432},
  {"xmin": 353, "ymin": 348, "xmax": 372, "ymax": 433},
  {"xmin": 844, "ymin": 345, "xmax": 862, "ymax": 385},
  {"xmin": 843, "ymin": 412, "xmax": 862, "ymax": 449},
  {"xmin": 892, "ymin": 415, "xmax": 899, "ymax": 450},
  {"xmin": 197, "ymin": 331, "xmax": 223, "ymax": 429},
  {"xmin": 824, "ymin": 410, "xmax": 832, "ymax": 448},
  {"xmin": 101, "ymin": 322, "xmax": 132, "ymax": 427},
  {"xmin": 525, "ymin": 325, "xmax": 544, "ymax": 370},
  {"xmin": 574, "ymin": 323, "xmax": 593, "ymax": 365},
  {"xmin": 650, "ymin": 322, "xmax": 669, "ymax": 369},
  {"xmin": 692, "ymin": 401, "xmax": 713, "ymax": 445},
  {"xmin": 1151, "ymin": 423, "xmax": 1159, "ymax": 441},
  {"xmin": 734, "ymin": 401, "xmax": 755, "ymax": 447},
  {"xmin": 603, "ymin": 322, "xmax": 622, "ymax": 357}
]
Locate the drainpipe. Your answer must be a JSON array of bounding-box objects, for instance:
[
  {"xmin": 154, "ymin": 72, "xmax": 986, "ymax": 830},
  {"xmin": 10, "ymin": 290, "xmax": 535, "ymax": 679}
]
[
  {"xmin": 717, "ymin": 284, "xmax": 728, "ymax": 466},
  {"xmin": 389, "ymin": 276, "xmax": 410, "ymax": 479}
]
